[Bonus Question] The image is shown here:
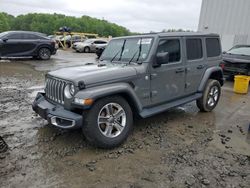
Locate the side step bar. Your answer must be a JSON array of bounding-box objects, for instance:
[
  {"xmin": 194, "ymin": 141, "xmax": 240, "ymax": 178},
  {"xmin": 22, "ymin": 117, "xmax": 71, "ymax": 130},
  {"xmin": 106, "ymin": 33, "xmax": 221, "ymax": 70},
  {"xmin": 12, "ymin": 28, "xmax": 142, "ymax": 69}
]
[{"xmin": 140, "ymin": 93, "xmax": 202, "ymax": 118}]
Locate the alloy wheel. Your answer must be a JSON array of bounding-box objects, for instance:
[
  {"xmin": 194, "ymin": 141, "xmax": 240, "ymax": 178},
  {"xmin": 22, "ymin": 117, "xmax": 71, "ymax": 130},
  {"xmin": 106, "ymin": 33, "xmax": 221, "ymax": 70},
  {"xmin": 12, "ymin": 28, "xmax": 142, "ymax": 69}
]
[
  {"xmin": 207, "ymin": 86, "xmax": 219, "ymax": 107},
  {"xmin": 98, "ymin": 103, "xmax": 126, "ymax": 138}
]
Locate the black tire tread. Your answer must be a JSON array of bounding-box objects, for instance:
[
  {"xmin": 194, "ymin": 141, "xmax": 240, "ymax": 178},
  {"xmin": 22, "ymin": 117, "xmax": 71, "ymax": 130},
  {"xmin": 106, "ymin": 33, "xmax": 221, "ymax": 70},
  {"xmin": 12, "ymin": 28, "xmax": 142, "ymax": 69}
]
[
  {"xmin": 82, "ymin": 95, "xmax": 133, "ymax": 149},
  {"xmin": 38, "ymin": 47, "xmax": 51, "ymax": 60},
  {"xmin": 196, "ymin": 79, "xmax": 221, "ymax": 112}
]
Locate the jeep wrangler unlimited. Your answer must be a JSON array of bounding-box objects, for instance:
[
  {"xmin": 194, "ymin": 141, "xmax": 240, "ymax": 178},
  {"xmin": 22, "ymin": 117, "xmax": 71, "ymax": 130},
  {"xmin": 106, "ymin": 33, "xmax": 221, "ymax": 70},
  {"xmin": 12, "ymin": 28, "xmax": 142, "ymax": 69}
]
[{"xmin": 32, "ymin": 32, "xmax": 224, "ymax": 148}]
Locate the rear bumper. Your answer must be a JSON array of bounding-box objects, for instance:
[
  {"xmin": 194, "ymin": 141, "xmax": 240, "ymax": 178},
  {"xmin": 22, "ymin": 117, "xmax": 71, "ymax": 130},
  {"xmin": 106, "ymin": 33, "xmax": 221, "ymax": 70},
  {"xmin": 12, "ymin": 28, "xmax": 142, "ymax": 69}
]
[{"xmin": 32, "ymin": 92, "xmax": 82, "ymax": 129}]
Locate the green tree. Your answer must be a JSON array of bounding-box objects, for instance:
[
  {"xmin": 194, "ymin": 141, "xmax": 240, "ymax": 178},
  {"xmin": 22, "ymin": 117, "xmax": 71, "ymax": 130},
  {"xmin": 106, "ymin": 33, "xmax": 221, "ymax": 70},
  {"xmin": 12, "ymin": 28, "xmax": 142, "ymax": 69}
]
[
  {"xmin": 0, "ymin": 12, "xmax": 133, "ymax": 37},
  {"xmin": 0, "ymin": 13, "xmax": 10, "ymax": 32}
]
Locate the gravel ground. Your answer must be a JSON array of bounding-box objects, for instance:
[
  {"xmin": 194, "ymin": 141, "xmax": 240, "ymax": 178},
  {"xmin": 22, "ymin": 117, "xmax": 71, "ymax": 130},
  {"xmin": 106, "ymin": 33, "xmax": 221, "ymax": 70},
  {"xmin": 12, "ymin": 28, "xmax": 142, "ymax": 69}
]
[{"xmin": 0, "ymin": 51, "xmax": 249, "ymax": 188}]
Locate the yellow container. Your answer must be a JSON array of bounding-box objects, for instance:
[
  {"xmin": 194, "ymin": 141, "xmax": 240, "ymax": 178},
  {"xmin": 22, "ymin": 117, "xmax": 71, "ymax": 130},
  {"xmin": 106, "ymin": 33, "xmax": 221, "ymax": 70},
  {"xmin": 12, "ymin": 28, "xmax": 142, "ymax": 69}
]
[{"xmin": 234, "ymin": 75, "xmax": 250, "ymax": 94}]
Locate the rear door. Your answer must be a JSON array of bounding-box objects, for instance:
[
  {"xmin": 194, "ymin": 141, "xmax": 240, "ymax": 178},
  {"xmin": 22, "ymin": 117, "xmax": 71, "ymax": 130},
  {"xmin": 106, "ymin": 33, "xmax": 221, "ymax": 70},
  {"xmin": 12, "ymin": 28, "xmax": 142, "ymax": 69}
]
[
  {"xmin": 20, "ymin": 33, "xmax": 38, "ymax": 54},
  {"xmin": 184, "ymin": 37, "xmax": 206, "ymax": 95}
]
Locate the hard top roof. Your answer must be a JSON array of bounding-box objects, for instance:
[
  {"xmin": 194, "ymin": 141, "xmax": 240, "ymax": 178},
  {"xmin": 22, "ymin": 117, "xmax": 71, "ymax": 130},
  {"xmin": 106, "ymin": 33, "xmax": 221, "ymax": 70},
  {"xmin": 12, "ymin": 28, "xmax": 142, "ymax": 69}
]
[{"xmin": 114, "ymin": 32, "xmax": 219, "ymax": 39}]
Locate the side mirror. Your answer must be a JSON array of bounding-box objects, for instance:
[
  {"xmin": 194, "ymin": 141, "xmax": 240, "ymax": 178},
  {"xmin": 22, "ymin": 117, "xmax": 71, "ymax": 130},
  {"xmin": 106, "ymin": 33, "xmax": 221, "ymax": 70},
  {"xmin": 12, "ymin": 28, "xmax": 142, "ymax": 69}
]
[
  {"xmin": 2, "ymin": 37, "xmax": 8, "ymax": 42},
  {"xmin": 154, "ymin": 52, "xmax": 169, "ymax": 67},
  {"xmin": 222, "ymin": 51, "xmax": 226, "ymax": 54}
]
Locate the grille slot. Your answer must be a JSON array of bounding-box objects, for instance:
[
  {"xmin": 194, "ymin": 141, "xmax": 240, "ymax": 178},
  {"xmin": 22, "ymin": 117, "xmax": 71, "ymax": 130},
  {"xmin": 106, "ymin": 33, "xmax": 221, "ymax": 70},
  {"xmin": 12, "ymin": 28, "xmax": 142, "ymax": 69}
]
[{"xmin": 45, "ymin": 77, "xmax": 67, "ymax": 104}]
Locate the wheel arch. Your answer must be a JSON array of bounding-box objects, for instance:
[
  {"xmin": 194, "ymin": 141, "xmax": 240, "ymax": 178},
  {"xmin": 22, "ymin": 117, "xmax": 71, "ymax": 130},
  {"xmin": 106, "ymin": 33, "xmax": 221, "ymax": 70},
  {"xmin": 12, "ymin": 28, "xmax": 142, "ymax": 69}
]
[
  {"xmin": 74, "ymin": 83, "xmax": 143, "ymax": 114},
  {"xmin": 36, "ymin": 44, "xmax": 53, "ymax": 54},
  {"xmin": 198, "ymin": 67, "xmax": 224, "ymax": 92}
]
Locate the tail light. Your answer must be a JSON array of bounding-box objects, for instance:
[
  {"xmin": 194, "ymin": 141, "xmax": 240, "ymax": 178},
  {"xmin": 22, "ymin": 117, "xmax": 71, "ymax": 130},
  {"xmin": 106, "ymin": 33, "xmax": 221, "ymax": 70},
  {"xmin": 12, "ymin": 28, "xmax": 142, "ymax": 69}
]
[
  {"xmin": 220, "ymin": 62, "xmax": 225, "ymax": 70},
  {"xmin": 51, "ymin": 40, "xmax": 56, "ymax": 46}
]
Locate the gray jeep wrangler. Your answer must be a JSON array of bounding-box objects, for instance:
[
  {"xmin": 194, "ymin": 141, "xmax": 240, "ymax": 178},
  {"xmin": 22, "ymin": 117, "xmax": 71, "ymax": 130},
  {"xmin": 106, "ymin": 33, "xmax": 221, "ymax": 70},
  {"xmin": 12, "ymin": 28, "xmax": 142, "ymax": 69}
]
[{"xmin": 32, "ymin": 32, "xmax": 224, "ymax": 148}]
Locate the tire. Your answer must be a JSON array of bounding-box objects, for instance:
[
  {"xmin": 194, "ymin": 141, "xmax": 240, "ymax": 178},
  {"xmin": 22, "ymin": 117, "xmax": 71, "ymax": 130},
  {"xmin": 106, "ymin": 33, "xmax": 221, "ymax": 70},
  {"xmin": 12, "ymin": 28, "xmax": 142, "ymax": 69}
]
[
  {"xmin": 196, "ymin": 79, "xmax": 221, "ymax": 112},
  {"xmin": 38, "ymin": 47, "xmax": 51, "ymax": 60},
  {"xmin": 82, "ymin": 96, "xmax": 133, "ymax": 149},
  {"xmin": 84, "ymin": 46, "xmax": 90, "ymax": 53}
]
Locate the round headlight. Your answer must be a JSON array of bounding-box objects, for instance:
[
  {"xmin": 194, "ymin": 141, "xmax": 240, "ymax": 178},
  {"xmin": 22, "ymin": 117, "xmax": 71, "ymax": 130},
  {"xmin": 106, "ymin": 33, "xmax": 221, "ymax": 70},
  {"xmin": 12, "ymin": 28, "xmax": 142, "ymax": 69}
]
[
  {"xmin": 69, "ymin": 84, "xmax": 75, "ymax": 96},
  {"xmin": 64, "ymin": 83, "xmax": 75, "ymax": 99}
]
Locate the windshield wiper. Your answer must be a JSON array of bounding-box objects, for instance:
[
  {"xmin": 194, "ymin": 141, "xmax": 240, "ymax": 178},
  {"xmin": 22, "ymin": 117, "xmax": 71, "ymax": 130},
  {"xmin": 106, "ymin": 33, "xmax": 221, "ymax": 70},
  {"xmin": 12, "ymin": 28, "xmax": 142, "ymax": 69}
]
[
  {"xmin": 118, "ymin": 39, "xmax": 126, "ymax": 61},
  {"xmin": 128, "ymin": 38, "xmax": 143, "ymax": 65},
  {"xmin": 110, "ymin": 39, "xmax": 126, "ymax": 63},
  {"xmin": 110, "ymin": 50, "xmax": 121, "ymax": 62},
  {"xmin": 136, "ymin": 38, "xmax": 142, "ymax": 63},
  {"xmin": 128, "ymin": 50, "xmax": 139, "ymax": 64}
]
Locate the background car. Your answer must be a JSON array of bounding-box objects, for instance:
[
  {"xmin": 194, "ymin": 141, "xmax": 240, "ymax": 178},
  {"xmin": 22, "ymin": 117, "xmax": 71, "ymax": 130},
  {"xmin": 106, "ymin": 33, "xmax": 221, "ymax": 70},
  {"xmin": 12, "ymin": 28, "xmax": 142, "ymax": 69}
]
[
  {"xmin": 56, "ymin": 35, "xmax": 85, "ymax": 48},
  {"xmin": 72, "ymin": 39, "xmax": 107, "ymax": 53},
  {"xmin": 95, "ymin": 46, "xmax": 106, "ymax": 59},
  {"xmin": 0, "ymin": 31, "xmax": 57, "ymax": 60},
  {"xmin": 221, "ymin": 45, "xmax": 250, "ymax": 78}
]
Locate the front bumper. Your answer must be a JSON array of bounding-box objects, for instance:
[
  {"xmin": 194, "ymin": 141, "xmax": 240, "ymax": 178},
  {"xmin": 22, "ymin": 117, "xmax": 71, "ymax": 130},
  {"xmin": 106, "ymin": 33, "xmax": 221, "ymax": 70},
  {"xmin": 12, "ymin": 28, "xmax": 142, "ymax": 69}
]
[
  {"xmin": 52, "ymin": 48, "xmax": 57, "ymax": 55},
  {"xmin": 32, "ymin": 92, "xmax": 82, "ymax": 129}
]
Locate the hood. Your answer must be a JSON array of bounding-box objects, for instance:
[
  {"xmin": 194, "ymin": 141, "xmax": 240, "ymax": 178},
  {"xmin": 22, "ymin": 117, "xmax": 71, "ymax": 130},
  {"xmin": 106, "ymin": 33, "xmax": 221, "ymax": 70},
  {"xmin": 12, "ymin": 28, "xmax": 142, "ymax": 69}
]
[
  {"xmin": 222, "ymin": 53, "xmax": 250, "ymax": 64},
  {"xmin": 48, "ymin": 63, "xmax": 138, "ymax": 86}
]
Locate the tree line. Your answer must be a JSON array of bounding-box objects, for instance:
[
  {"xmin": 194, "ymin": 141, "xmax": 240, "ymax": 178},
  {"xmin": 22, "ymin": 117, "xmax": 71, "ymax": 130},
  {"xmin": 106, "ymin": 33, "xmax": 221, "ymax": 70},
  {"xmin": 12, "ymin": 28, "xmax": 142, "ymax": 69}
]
[{"xmin": 0, "ymin": 12, "xmax": 132, "ymax": 37}]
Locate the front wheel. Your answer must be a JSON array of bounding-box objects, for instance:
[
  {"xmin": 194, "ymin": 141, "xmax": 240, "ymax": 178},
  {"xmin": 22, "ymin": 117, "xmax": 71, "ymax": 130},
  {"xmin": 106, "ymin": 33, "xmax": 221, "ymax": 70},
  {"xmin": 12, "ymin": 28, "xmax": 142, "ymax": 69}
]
[
  {"xmin": 82, "ymin": 96, "xmax": 133, "ymax": 149},
  {"xmin": 196, "ymin": 79, "xmax": 221, "ymax": 112},
  {"xmin": 38, "ymin": 48, "xmax": 51, "ymax": 60}
]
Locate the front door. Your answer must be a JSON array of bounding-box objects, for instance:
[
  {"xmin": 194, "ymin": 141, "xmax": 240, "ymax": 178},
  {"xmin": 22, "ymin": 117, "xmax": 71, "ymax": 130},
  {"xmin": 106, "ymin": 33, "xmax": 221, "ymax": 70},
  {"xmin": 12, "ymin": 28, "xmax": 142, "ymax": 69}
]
[
  {"xmin": 150, "ymin": 37, "xmax": 186, "ymax": 105},
  {"xmin": 1, "ymin": 33, "xmax": 26, "ymax": 56}
]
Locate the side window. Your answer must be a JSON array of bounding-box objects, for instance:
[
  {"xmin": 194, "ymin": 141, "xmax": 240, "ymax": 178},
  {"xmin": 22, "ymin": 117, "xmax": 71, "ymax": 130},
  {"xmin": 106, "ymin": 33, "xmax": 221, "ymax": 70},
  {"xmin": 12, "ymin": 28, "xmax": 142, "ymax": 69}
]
[
  {"xmin": 157, "ymin": 39, "xmax": 181, "ymax": 63},
  {"xmin": 186, "ymin": 38, "xmax": 203, "ymax": 60},
  {"xmin": 8, "ymin": 33, "xmax": 22, "ymax": 39},
  {"xmin": 30, "ymin": 34, "xmax": 43, "ymax": 39},
  {"xmin": 22, "ymin": 34, "xmax": 35, "ymax": 39},
  {"xmin": 206, "ymin": 38, "xmax": 221, "ymax": 57},
  {"xmin": 99, "ymin": 41, "xmax": 107, "ymax": 44}
]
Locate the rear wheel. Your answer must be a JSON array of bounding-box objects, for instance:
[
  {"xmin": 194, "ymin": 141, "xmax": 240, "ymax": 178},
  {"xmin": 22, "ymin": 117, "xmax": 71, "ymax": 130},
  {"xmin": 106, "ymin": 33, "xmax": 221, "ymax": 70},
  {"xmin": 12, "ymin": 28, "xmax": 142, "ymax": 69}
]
[
  {"xmin": 196, "ymin": 79, "xmax": 221, "ymax": 112},
  {"xmin": 82, "ymin": 96, "xmax": 133, "ymax": 149},
  {"xmin": 38, "ymin": 48, "xmax": 51, "ymax": 60},
  {"xmin": 84, "ymin": 47, "xmax": 90, "ymax": 53}
]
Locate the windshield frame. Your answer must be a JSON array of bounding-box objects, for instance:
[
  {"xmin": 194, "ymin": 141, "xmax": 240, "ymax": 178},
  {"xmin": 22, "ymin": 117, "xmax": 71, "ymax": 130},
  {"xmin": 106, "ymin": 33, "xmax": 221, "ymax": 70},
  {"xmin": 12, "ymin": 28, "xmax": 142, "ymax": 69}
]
[{"xmin": 101, "ymin": 37, "xmax": 154, "ymax": 63}]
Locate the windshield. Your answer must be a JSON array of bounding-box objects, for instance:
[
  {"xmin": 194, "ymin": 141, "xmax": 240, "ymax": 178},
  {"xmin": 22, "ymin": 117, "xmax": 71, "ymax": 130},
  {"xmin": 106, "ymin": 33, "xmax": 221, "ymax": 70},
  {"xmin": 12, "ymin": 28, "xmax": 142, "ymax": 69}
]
[
  {"xmin": 227, "ymin": 46, "xmax": 250, "ymax": 56},
  {"xmin": 0, "ymin": 32, "xmax": 8, "ymax": 38},
  {"xmin": 101, "ymin": 37, "xmax": 153, "ymax": 62}
]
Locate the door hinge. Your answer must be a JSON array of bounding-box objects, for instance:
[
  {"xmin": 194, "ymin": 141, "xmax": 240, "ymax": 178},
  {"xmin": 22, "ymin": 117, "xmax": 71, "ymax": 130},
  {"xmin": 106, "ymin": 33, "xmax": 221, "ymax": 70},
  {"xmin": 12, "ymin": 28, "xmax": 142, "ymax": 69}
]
[
  {"xmin": 185, "ymin": 83, "xmax": 191, "ymax": 88},
  {"xmin": 150, "ymin": 90, "xmax": 158, "ymax": 98},
  {"xmin": 150, "ymin": 73, "xmax": 157, "ymax": 80}
]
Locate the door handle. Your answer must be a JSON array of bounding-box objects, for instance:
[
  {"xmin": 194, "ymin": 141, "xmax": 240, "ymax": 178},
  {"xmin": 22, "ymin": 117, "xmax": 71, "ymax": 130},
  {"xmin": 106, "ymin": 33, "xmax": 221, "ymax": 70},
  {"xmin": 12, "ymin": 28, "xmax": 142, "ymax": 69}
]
[
  {"xmin": 197, "ymin": 65, "xmax": 205, "ymax": 69},
  {"xmin": 175, "ymin": 68, "xmax": 185, "ymax": 73}
]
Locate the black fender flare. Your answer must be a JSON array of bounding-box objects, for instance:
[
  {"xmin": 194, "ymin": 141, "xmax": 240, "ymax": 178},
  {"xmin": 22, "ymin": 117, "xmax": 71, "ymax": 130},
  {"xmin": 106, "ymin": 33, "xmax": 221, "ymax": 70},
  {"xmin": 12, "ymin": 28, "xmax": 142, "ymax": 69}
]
[
  {"xmin": 74, "ymin": 82, "xmax": 143, "ymax": 112},
  {"xmin": 198, "ymin": 67, "xmax": 224, "ymax": 92}
]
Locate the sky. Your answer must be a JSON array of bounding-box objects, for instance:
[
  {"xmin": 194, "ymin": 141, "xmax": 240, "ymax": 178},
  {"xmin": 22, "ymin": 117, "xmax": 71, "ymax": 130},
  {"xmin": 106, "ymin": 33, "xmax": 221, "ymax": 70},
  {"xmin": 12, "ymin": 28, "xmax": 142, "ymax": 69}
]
[{"xmin": 0, "ymin": 0, "xmax": 202, "ymax": 33}]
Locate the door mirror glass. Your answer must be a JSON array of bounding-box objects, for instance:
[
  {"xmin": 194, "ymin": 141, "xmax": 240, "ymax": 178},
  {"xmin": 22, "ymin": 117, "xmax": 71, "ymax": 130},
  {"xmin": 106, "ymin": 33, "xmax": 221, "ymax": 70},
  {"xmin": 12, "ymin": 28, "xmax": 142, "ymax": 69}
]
[{"xmin": 155, "ymin": 52, "xmax": 169, "ymax": 67}]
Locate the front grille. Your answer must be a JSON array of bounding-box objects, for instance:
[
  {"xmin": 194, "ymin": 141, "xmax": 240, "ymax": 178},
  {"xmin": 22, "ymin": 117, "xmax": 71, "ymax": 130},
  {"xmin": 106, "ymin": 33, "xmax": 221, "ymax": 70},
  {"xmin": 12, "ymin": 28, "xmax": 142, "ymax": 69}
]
[{"xmin": 45, "ymin": 77, "xmax": 67, "ymax": 104}]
